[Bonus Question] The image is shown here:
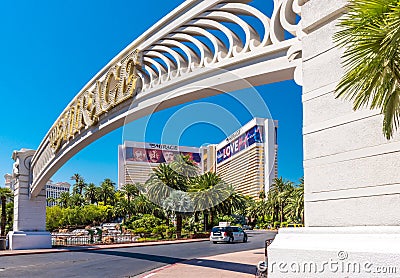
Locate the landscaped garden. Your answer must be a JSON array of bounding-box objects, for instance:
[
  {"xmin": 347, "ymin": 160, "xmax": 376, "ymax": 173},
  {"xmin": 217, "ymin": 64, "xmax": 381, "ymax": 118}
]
[{"xmin": 1, "ymin": 155, "xmax": 304, "ymax": 246}]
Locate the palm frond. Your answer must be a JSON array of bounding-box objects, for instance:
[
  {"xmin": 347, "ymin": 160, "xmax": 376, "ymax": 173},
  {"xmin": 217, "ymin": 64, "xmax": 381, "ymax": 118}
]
[{"xmin": 334, "ymin": 0, "xmax": 400, "ymax": 139}]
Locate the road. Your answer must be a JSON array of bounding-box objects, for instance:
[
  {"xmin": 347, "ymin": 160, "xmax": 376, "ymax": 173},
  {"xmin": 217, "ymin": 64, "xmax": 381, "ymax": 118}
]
[{"xmin": 0, "ymin": 230, "xmax": 275, "ymax": 278}]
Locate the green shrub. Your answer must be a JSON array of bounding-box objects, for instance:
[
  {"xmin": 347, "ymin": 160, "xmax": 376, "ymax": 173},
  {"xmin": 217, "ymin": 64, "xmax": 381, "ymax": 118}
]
[
  {"xmin": 133, "ymin": 227, "xmax": 150, "ymax": 237},
  {"xmin": 125, "ymin": 214, "xmax": 162, "ymax": 231},
  {"xmin": 46, "ymin": 204, "xmax": 110, "ymax": 231},
  {"xmin": 190, "ymin": 232, "xmax": 210, "ymax": 239},
  {"xmin": 217, "ymin": 215, "xmax": 235, "ymax": 223},
  {"xmin": 152, "ymin": 224, "xmax": 168, "ymax": 239},
  {"xmin": 166, "ymin": 227, "xmax": 176, "ymax": 238}
]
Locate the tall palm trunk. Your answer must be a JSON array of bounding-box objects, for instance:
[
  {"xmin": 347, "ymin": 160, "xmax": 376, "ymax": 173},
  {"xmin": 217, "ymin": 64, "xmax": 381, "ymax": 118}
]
[
  {"xmin": 203, "ymin": 212, "xmax": 208, "ymax": 231},
  {"xmin": 176, "ymin": 214, "xmax": 182, "ymax": 239},
  {"xmin": 1, "ymin": 196, "xmax": 6, "ymax": 237},
  {"xmin": 272, "ymin": 207, "xmax": 279, "ymax": 222},
  {"xmin": 209, "ymin": 210, "xmax": 214, "ymax": 227}
]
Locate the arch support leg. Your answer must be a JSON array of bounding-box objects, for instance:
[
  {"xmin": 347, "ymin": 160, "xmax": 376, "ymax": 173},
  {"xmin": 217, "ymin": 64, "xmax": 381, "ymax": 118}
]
[{"xmin": 8, "ymin": 149, "xmax": 51, "ymax": 250}]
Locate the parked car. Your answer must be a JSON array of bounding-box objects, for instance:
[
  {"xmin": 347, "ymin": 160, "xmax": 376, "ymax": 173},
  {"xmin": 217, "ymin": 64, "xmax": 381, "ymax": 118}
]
[{"xmin": 210, "ymin": 226, "xmax": 248, "ymax": 244}]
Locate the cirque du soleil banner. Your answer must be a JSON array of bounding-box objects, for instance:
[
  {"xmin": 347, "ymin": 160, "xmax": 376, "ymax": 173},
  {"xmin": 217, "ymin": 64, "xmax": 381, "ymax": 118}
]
[{"xmin": 216, "ymin": 125, "xmax": 263, "ymax": 164}]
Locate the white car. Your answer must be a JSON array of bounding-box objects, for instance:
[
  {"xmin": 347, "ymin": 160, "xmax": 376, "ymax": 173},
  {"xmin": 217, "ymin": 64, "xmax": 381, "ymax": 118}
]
[{"xmin": 210, "ymin": 226, "xmax": 248, "ymax": 244}]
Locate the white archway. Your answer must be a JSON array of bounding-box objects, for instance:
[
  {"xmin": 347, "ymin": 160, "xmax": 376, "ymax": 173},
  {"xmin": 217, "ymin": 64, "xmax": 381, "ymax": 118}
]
[
  {"xmin": 29, "ymin": 0, "xmax": 304, "ymax": 198},
  {"xmin": 11, "ymin": 0, "xmax": 304, "ymax": 250}
]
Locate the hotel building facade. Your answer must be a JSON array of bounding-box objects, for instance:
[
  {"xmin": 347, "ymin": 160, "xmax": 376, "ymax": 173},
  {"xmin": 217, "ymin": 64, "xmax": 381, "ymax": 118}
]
[
  {"xmin": 3, "ymin": 174, "xmax": 70, "ymax": 207},
  {"xmin": 118, "ymin": 118, "xmax": 277, "ymax": 199},
  {"xmin": 4, "ymin": 174, "xmax": 13, "ymax": 191},
  {"xmin": 45, "ymin": 181, "xmax": 71, "ymax": 207}
]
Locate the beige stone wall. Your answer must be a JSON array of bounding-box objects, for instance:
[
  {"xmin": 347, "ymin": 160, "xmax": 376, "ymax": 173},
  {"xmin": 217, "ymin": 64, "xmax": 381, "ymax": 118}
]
[{"xmin": 302, "ymin": 0, "xmax": 400, "ymax": 227}]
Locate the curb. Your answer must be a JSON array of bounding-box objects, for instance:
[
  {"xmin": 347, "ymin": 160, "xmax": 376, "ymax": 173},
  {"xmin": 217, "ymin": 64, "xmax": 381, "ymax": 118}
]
[{"xmin": 0, "ymin": 238, "xmax": 209, "ymax": 257}]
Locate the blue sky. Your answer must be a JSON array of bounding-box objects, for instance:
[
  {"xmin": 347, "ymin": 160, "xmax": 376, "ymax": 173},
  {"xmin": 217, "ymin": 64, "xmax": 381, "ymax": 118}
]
[{"xmin": 0, "ymin": 0, "xmax": 303, "ymax": 187}]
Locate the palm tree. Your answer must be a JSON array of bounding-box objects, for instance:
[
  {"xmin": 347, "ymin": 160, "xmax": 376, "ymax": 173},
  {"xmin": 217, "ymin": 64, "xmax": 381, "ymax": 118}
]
[
  {"xmin": 0, "ymin": 188, "xmax": 12, "ymax": 237},
  {"xmin": 77, "ymin": 178, "xmax": 87, "ymax": 195},
  {"xmin": 146, "ymin": 161, "xmax": 192, "ymax": 235},
  {"xmin": 284, "ymin": 178, "xmax": 304, "ymax": 223},
  {"xmin": 268, "ymin": 177, "xmax": 294, "ymax": 223},
  {"xmin": 5, "ymin": 202, "xmax": 13, "ymax": 234},
  {"xmin": 58, "ymin": 191, "xmax": 71, "ymax": 208},
  {"xmin": 162, "ymin": 191, "xmax": 194, "ymax": 239},
  {"xmin": 132, "ymin": 194, "xmax": 153, "ymax": 214},
  {"xmin": 213, "ymin": 185, "xmax": 248, "ymax": 227},
  {"xmin": 129, "ymin": 193, "xmax": 166, "ymax": 222},
  {"xmin": 46, "ymin": 196, "xmax": 57, "ymax": 207},
  {"xmin": 85, "ymin": 183, "xmax": 98, "ymax": 204},
  {"xmin": 72, "ymin": 179, "xmax": 86, "ymax": 196},
  {"xmin": 218, "ymin": 186, "xmax": 248, "ymax": 216},
  {"xmin": 266, "ymin": 189, "xmax": 278, "ymax": 223},
  {"xmin": 70, "ymin": 193, "xmax": 85, "ymax": 207},
  {"xmin": 247, "ymin": 199, "xmax": 269, "ymax": 224},
  {"xmin": 70, "ymin": 174, "xmax": 84, "ymax": 194},
  {"xmin": 99, "ymin": 179, "xmax": 116, "ymax": 206},
  {"xmin": 145, "ymin": 156, "xmax": 202, "ymax": 235},
  {"xmin": 146, "ymin": 163, "xmax": 185, "ymax": 205},
  {"xmin": 334, "ymin": 0, "xmax": 400, "ymax": 139},
  {"xmin": 170, "ymin": 154, "xmax": 199, "ymax": 181},
  {"xmin": 71, "ymin": 173, "xmax": 81, "ymax": 184},
  {"xmin": 189, "ymin": 172, "xmax": 229, "ymax": 211},
  {"xmin": 189, "ymin": 172, "xmax": 230, "ymax": 230},
  {"xmin": 121, "ymin": 183, "xmax": 140, "ymax": 204},
  {"xmin": 113, "ymin": 198, "xmax": 131, "ymax": 223}
]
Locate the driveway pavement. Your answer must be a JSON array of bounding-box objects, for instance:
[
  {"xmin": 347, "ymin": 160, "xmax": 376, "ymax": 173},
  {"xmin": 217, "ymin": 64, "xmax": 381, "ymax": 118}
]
[
  {"xmin": 138, "ymin": 248, "xmax": 265, "ymax": 278},
  {"xmin": 0, "ymin": 230, "xmax": 274, "ymax": 277}
]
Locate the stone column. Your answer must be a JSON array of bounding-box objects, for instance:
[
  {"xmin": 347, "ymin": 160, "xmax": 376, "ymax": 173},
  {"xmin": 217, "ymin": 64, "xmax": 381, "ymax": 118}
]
[
  {"xmin": 8, "ymin": 149, "xmax": 51, "ymax": 250},
  {"xmin": 268, "ymin": 1, "xmax": 400, "ymax": 277}
]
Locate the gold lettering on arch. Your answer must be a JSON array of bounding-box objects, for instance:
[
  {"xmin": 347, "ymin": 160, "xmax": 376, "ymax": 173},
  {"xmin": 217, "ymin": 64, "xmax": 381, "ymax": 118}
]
[{"xmin": 49, "ymin": 50, "xmax": 142, "ymax": 152}]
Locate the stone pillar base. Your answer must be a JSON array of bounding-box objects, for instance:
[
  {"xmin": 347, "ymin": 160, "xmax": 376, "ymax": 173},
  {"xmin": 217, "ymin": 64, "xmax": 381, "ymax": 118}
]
[
  {"xmin": 267, "ymin": 227, "xmax": 400, "ymax": 277},
  {"xmin": 8, "ymin": 231, "xmax": 52, "ymax": 250}
]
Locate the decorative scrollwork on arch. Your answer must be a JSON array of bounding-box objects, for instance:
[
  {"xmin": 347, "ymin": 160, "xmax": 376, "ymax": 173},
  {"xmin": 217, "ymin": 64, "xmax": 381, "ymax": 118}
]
[{"xmin": 137, "ymin": 0, "xmax": 307, "ymax": 92}]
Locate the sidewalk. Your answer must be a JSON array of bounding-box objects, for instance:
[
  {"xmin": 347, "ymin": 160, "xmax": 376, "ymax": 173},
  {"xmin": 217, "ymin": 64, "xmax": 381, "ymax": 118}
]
[
  {"xmin": 0, "ymin": 238, "xmax": 209, "ymax": 256},
  {"xmin": 138, "ymin": 248, "xmax": 265, "ymax": 278}
]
